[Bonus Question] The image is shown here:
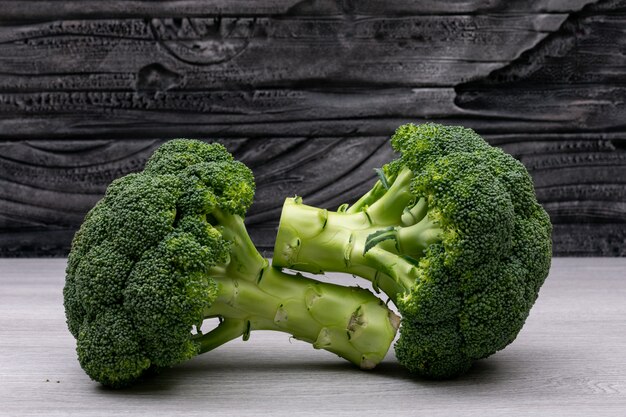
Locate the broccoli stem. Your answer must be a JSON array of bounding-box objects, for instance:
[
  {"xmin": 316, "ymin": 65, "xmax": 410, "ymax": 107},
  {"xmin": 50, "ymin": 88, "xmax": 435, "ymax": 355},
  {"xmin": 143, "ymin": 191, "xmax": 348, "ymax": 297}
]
[
  {"xmin": 196, "ymin": 319, "xmax": 248, "ymax": 353},
  {"xmin": 198, "ymin": 210, "xmax": 400, "ymax": 369},
  {"xmin": 202, "ymin": 267, "xmax": 399, "ymax": 368},
  {"xmin": 345, "ymin": 179, "xmax": 387, "ymax": 214},
  {"xmin": 345, "ymin": 166, "xmax": 411, "ymax": 216},
  {"xmin": 273, "ymin": 196, "xmax": 441, "ymax": 303},
  {"xmin": 353, "ymin": 167, "xmax": 415, "ymax": 226}
]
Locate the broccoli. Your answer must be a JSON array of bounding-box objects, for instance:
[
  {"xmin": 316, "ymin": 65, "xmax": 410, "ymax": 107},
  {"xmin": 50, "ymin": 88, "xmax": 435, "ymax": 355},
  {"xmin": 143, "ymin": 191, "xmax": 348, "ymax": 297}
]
[
  {"xmin": 63, "ymin": 139, "xmax": 399, "ymax": 388},
  {"xmin": 272, "ymin": 123, "xmax": 552, "ymax": 379}
]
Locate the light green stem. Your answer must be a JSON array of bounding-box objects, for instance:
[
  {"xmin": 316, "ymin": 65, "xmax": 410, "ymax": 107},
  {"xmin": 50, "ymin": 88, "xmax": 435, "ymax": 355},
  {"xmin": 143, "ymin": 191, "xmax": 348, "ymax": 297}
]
[
  {"xmin": 273, "ymin": 195, "xmax": 442, "ymax": 303},
  {"xmin": 363, "ymin": 167, "xmax": 415, "ymax": 226},
  {"xmin": 273, "ymin": 198, "xmax": 403, "ymax": 300},
  {"xmin": 197, "ymin": 211, "xmax": 399, "ymax": 369},
  {"xmin": 202, "ymin": 265, "xmax": 399, "ymax": 368}
]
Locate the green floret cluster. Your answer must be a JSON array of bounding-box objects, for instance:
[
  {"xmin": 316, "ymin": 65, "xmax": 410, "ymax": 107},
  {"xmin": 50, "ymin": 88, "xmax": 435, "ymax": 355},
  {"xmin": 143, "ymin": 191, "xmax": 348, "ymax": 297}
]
[
  {"xmin": 64, "ymin": 141, "xmax": 250, "ymax": 386},
  {"xmin": 393, "ymin": 125, "xmax": 551, "ymax": 377},
  {"xmin": 273, "ymin": 123, "xmax": 552, "ymax": 379}
]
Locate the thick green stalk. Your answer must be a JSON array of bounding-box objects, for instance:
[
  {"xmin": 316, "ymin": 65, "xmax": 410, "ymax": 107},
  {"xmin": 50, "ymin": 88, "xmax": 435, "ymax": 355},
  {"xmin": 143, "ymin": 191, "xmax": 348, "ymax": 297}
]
[
  {"xmin": 211, "ymin": 209, "xmax": 267, "ymax": 282},
  {"xmin": 201, "ymin": 266, "xmax": 399, "ymax": 368},
  {"xmin": 273, "ymin": 199, "xmax": 401, "ymax": 299},
  {"xmin": 273, "ymin": 196, "xmax": 442, "ymax": 303},
  {"xmin": 197, "ymin": 211, "xmax": 400, "ymax": 369}
]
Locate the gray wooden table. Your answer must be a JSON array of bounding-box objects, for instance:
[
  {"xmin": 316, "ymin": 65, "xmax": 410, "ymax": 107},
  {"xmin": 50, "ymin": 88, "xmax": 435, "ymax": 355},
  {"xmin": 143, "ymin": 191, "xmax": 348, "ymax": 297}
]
[{"xmin": 1, "ymin": 258, "xmax": 625, "ymax": 416}]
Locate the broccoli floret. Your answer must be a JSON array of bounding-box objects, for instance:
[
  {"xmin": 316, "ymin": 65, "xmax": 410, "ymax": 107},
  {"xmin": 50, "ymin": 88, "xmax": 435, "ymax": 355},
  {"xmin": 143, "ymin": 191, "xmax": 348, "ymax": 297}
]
[
  {"xmin": 272, "ymin": 123, "xmax": 552, "ymax": 379},
  {"xmin": 64, "ymin": 139, "xmax": 399, "ymax": 388}
]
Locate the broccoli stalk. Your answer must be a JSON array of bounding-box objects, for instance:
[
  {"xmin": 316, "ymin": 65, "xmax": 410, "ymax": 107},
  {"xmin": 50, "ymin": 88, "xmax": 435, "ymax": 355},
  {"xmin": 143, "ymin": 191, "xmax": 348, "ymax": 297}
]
[
  {"xmin": 273, "ymin": 166, "xmax": 441, "ymax": 304},
  {"xmin": 64, "ymin": 139, "xmax": 398, "ymax": 388},
  {"xmin": 195, "ymin": 210, "xmax": 399, "ymax": 368},
  {"xmin": 272, "ymin": 123, "xmax": 552, "ymax": 379}
]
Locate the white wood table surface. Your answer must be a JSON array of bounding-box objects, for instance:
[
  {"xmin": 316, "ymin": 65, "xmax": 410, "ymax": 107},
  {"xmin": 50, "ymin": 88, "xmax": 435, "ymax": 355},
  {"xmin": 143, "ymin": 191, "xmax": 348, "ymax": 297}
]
[{"xmin": 1, "ymin": 258, "xmax": 625, "ymax": 417}]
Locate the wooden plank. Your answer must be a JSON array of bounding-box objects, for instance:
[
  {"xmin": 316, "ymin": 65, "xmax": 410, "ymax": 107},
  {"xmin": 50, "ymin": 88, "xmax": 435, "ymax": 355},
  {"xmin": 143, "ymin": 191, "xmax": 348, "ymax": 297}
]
[
  {"xmin": 552, "ymin": 224, "xmax": 626, "ymax": 256},
  {"xmin": 1, "ymin": 258, "xmax": 626, "ymax": 416},
  {"xmin": 2, "ymin": 84, "xmax": 626, "ymax": 139},
  {"xmin": 0, "ymin": 1, "xmax": 625, "ymax": 257},
  {"xmin": 0, "ymin": 0, "xmax": 599, "ymax": 21},
  {"xmin": 0, "ymin": 13, "xmax": 623, "ymax": 137},
  {"xmin": 0, "ymin": 14, "xmax": 567, "ymax": 89},
  {"xmin": 1, "ymin": 135, "xmax": 625, "ymax": 256}
]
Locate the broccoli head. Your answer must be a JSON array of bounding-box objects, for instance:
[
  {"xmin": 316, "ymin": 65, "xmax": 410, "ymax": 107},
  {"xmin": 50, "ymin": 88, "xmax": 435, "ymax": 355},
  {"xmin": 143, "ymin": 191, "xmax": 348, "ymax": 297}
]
[
  {"xmin": 64, "ymin": 139, "xmax": 399, "ymax": 387},
  {"xmin": 273, "ymin": 123, "xmax": 552, "ymax": 378}
]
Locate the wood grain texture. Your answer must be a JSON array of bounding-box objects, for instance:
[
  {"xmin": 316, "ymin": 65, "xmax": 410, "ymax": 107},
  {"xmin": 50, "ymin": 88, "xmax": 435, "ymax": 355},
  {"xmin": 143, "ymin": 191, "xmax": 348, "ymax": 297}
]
[
  {"xmin": 0, "ymin": 0, "xmax": 625, "ymax": 256},
  {"xmin": 1, "ymin": 258, "xmax": 626, "ymax": 416},
  {"xmin": 0, "ymin": 1, "xmax": 601, "ymax": 20}
]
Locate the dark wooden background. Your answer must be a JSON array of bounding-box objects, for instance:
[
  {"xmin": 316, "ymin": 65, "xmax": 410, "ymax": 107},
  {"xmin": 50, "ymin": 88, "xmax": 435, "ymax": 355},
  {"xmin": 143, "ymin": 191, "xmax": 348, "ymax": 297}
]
[{"xmin": 1, "ymin": 0, "xmax": 625, "ymax": 257}]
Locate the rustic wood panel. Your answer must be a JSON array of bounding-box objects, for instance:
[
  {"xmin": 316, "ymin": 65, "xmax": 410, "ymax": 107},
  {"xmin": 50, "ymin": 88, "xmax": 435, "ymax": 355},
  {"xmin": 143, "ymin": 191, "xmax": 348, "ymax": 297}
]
[
  {"xmin": 0, "ymin": 0, "xmax": 625, "ymax": 256},
  {"xmin": 0, "ymin": 14, "xmax": 569, "ymax": 88},
  {"xmin": 0, "ymin": 1, "xmax": 601, "ymax": 20}
]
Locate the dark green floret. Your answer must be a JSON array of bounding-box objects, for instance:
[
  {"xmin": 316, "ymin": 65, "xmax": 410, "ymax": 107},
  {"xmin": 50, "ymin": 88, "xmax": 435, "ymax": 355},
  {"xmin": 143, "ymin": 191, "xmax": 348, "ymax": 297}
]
[
  {"xmin": 64, "ymin": 139, "xmax": 399, "ymax": 388},
  {"xmin": 273, "ymin": 123, "xmax": 552, "ymax": 379}
]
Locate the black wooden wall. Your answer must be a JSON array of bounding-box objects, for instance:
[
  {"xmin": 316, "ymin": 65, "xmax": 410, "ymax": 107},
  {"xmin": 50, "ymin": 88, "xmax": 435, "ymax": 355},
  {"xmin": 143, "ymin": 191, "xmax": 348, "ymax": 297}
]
[{"xmin": 1, "ymin": 0, "xmax": 625, "ymax": 256}]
